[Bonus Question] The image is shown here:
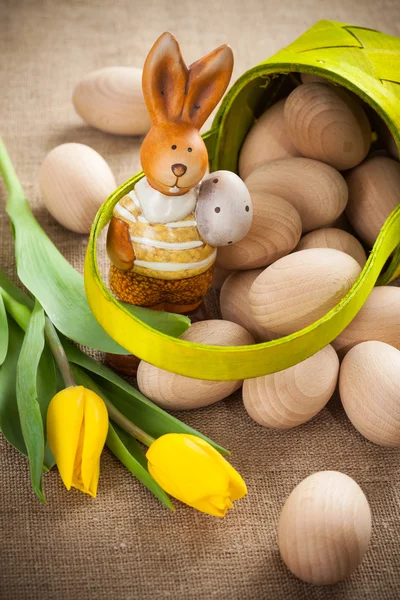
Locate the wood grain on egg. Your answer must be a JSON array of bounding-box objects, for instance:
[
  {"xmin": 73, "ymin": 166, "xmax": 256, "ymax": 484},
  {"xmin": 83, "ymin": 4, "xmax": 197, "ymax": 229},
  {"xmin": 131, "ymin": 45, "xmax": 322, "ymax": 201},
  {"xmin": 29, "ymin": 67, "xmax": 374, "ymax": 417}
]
[
  {"xmin": 333, "ymin": 286, "xmax": 400, "ymax": 357},
  {"xmin": 339, "ymin": 341, "xmax": 400, "ymax": 446},
  {"xmin": 220, "ymin": 270, "xmax": 270, "ymax": 342},
  {"xmin": 284, "ymin": 83, "xmax": 371, "ymax": 170},
  {"xmin": 72, "ymin": 66, "xmax": 151, "ymax": 135},
  {"xmin": 245, "ymin": 157, "xmax": 348, "ymax": 232},
  {"xmin": 38, "ymin": 143, "xmax": 116, "ymax": 234},
  {"xmin": 243, "ymin": 345, "xmax": 339, "ymax": 429},
  {"xmin": 386, "ymin": 132, "xmax": 399, "ymax": 160},
  {"xmin": 249, "ymin": 248, "xmax": 361, "ymax": 335},
  {"xmin": 216, "ymin": 191, "xmax": 301, "ymax": 270},
  {"xmin": 296, "ymin": 228, "xmax": 367, "ymax": 267},
  {"xmin": 238, "ymin": 98, "xmax": 301, "ymax": 180},
  {"xmin": 137, "ymin": 320, "xmax": 254, "ymax": 410},
  {"xmin": 325, "ymin": 211, "xmax": 353, "ymax": 233},
  {"xmin": 300, "ymin": 73, "xmax": 330, "ymax": 85},
  {"xmin": 375, "ymin": 120, "xmax": 399, "ymax": 160},
  {"xmin": 211, "ymin": 266, "xmax": 235, "ymax": 290},
  {"xmin": 345, "ymin": 156, "xmax": 400, "ymax": 247},
  {"xmin": 278, "ymin": 471, "xmax": 372, "ymax": 585}
]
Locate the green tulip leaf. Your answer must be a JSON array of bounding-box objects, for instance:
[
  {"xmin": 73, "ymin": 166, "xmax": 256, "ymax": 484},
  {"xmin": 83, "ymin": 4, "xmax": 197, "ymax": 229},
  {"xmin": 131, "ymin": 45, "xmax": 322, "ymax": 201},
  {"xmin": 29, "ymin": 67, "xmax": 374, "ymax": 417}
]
[
  {"xmin": 16, "ymin": 300, "xmax": 56, "ymax": 501},
  {"xmin": 0, "ymin": 291, "xmax": 8, "ymax": 365},
  {"xmin": 107, "ymin": 423, "xmax": 174, "ymax": 510},
  {"xmin": 0, "ymin": 286, "xmax": 32, "ymax": 332},
  {"xmin": 0, "ymin": 139, "xmax": 189, "ymax": 353},
  {"xmin": 0, "ymin": 316, "xmax": 29, "ymax": 456},
  {"xmin": 63, "ymin": 337, "xmax": 228, "ymax": 455},
  {"xmin": 0, "ymin": 316, "xmax": 55, "ymax": 471},
  {"xmin": 0, "ymin": 270, "xmax": 34, "ymax": 310}
]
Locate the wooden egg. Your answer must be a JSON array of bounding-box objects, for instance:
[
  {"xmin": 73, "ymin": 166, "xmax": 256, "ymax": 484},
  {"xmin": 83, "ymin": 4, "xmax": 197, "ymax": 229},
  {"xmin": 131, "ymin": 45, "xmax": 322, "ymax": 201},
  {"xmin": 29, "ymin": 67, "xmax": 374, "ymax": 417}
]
[
  {"xmin": 300, "ymin": 73, "xmax": 330, "ymax": 85},
  {"xmin": 333, "ymin": 286, "xmax": 400, "ymax": 358},
  {"xmin": 216, "ymin": 191, "xmax": 301, "ymax": 270},
  {"xmin": 238, "ymin": 98, "xmax": 301, "ymax": 180},
  {"xmin": 243, "ymin": 345, "xmax": 339, "ymax": 428},
  {"xmin": 245, "ymin": 157, "xmax": 348, "ymax": 232},
  {"xmin": 220, "ymin": 270, "xmax": 270, "ymax": 342},
  {"xmin": 72, "ymin": 66, "xmax": 151, "ymax": 136},
  {"xmin": 340, "ymin": 341, "xmax": 400, "ymax": 446},
  {"xmin": 296, "ymin": 228, "xmax": 367, "ymax": 267},
  {"xmin": 249, "ymin": 248, "xmax": 361, "ymax": 335},
  {"xmin": 39, "ymin": 143, "xmax": 116, "ymax": 233},
  {"xmin": 284, "ymin": 83, "xmax": 371, "ymax": 170},
  {"xmin": 137, "ymin": 320, "xmax": 254, "ymax": 410},
  {"xmin": 385, "ymin": 130, "xmax": 399, "ymax": 160},
  {"xmin": 345, "ymin": 156, "xmax": 400, "ymax": 248},
  {"xmin": 211, "ymin": 267, "xmax": 234, "ymax": 290},
  {"xmin": 325, "ymin": 211, "xmax": 353, "ymax": 233},
  {"xmin": 278, "ymin": 471, "xmax": 372, "ymax": 585},
  {"xmin": 375, "ymin": 120, "xmax": 399, "ymax": 160},
  {"xmin": 196, "ymin": 171, "xmax": 252, "ymax": 247}
]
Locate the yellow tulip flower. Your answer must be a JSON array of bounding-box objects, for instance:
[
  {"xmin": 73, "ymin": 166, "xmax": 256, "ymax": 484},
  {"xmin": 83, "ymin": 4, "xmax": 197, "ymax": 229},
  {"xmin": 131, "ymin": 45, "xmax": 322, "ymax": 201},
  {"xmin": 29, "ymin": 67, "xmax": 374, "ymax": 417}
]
[
  {"xmin": 47, "ymin": 386, "xmax": 109, "ymax": 497},
  {"xmin": 146, "ymin": 433, "xmax": 247, "ymax": 517}
]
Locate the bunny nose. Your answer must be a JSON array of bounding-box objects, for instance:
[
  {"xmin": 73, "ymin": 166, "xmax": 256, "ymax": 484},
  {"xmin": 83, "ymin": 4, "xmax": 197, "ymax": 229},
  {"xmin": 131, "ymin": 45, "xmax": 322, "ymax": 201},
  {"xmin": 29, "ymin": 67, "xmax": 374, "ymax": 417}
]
[{"xmin": 171, "ymin": 163, "xmax": 187, "ymax": 177}]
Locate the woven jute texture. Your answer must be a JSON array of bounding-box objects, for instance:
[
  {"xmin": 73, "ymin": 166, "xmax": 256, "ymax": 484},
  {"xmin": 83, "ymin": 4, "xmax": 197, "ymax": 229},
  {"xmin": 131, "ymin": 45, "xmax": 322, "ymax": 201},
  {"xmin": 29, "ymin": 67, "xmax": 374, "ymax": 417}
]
[{"xmin": 1, "ymin": 1, "xmax": 400, "ymax": 598}]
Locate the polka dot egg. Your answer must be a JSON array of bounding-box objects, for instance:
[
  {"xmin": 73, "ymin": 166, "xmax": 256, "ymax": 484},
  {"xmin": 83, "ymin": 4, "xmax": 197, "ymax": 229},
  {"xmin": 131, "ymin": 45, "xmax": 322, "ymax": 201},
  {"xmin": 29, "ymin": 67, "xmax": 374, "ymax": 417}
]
[{"xmin": 196, "ymin": 170, "xmax": 253, "ymax": 247}]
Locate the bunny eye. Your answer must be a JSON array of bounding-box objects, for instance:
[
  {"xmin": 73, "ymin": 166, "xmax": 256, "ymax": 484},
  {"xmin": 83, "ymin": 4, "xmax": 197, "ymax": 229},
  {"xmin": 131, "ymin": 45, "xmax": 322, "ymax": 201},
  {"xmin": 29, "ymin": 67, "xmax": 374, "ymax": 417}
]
[
  {"xmin": 171, "ymin": 145, "xmax": 177, "ymax": 150},
  {"xmin": 188, "ymin": 148, "xmax": 192, "ymax": 152}
]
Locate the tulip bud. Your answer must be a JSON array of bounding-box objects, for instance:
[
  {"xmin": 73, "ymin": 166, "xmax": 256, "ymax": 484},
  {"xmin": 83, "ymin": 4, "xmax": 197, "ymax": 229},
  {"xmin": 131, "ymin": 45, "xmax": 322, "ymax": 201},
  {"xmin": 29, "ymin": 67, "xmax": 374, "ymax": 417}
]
[
  {"xmin": 146, "ymin": 433, "xmax": 247, "ymax": 517},
  {"xmin": 47, "ymin": 386, "xmax": 108, "ymax": 497}
]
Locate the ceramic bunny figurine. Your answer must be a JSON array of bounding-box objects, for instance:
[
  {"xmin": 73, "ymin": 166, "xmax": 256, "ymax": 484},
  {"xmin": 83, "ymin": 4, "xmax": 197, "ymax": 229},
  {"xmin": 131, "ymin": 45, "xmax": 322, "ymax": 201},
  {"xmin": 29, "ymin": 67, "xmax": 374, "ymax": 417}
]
[{"xmin": 107, "ymin": 32, "xmax": 252, "ymax": 317}]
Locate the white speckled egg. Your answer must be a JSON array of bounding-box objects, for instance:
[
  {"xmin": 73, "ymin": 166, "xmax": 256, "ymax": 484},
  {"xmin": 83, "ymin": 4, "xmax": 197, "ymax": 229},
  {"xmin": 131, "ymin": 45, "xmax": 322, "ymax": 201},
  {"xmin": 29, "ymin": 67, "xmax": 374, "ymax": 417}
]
[{"xmin": 196, "ymin": 171, "xmax": 253, "ymax": 247}]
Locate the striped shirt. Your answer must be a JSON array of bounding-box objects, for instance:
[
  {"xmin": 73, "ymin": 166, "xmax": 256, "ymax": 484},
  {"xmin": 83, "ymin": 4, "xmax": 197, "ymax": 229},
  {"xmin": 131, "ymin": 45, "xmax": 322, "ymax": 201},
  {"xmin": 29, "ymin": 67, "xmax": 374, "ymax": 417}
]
[{"xmin": 113, "ymin": 178, "xmax": 216, "ymax": 280}]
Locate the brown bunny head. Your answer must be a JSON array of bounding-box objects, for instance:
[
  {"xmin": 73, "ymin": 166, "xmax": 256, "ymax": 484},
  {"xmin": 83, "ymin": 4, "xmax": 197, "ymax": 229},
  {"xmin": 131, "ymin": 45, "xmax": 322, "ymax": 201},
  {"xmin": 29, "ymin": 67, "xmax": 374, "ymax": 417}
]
[{"xmin": 140, "ymin": 32, "xmax": 234, "ymax": 196}]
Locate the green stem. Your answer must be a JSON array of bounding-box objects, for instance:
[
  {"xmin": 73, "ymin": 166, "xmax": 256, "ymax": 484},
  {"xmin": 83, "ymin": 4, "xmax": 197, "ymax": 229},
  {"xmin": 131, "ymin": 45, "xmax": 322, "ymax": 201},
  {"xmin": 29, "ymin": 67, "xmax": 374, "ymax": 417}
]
[
  {"xmin": 0, "ymin": 137, "xmax": 26, "ymax": 209},
  {"xmin": 103, "ymin": 398, "xmax": 155, "ymax": 447},
  {"xmin": 44, "ymin": 318, "xmax": 76, "ymax": 388},
  {"xmin": 0, "ymin": 288, "xmax": 31, "ymax": 330},
  {"xmin": 71, "ymin": 365, "xmax": 155, "ymax": 447}
]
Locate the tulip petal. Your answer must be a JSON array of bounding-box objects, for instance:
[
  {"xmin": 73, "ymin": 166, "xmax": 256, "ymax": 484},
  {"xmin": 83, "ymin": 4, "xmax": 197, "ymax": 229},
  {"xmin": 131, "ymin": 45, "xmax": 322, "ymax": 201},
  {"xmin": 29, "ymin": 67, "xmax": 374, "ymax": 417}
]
[
  {"xmin": 88, "ymin": 457, "xmax": 101, "ymax": 498},
  {"xmin": 79, "ymin": 388, "xmax": 108, "ymax": 496},
  {"xmin": 147, "ymin": 434, "xmax": 247, "ymax": 516},
  {"xmin": 47, "ymin": 386, "xmax": 84, "ymax": 490},
  {"xmin": 147, "ymin": 434, "xmax": 230, "ymax": 504},
  {"xmin": 189, "ymin": 435, "xmax": 248, "ymax": 500},
  {"xmin": 193, "ymin": 496, "xmax": 228, "ymax": 518}
]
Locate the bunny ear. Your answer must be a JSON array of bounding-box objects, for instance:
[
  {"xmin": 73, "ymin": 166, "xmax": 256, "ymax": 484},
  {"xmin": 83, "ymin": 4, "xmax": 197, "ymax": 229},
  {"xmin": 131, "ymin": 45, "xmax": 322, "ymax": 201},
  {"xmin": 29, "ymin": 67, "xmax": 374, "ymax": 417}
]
[
  {"xmin": 142, "ymin": 32, "xmax": 189, "ymax": 123},
  {"xmin": 182, "ymin": 45, "xmax": 234, "ymax": 130}
]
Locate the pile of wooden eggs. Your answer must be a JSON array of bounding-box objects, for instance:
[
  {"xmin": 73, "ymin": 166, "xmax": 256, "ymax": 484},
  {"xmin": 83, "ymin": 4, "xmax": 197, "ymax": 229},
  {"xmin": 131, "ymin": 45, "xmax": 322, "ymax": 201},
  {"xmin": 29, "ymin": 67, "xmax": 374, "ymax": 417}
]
[
  {"xmin": 136, "ymin": 76, "xmax": 400, "ymax": 584},
  {"xmin": 138, "ymin": 77, "xmax": 400, "ymax": 434}
]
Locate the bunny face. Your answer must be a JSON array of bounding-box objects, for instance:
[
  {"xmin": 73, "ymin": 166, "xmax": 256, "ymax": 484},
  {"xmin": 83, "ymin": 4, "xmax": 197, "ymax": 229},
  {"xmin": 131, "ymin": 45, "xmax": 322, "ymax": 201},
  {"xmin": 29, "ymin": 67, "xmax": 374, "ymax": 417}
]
[
  {"xmin": 140, "ymin": 122, "xmax": 208, "ymax": 196},
  {"xmin": 140, "ymin": 32, "xmax": 234, "ymax": 197}
]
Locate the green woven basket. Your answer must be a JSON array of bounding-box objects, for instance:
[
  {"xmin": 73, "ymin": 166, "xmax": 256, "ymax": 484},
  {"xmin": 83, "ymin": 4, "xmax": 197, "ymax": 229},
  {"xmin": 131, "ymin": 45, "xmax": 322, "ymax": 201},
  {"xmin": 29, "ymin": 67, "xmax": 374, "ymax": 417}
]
[
  {"xmin": 205, "ymin": 20, "xmax": 400, "ymax": 285},
  {"xmin": 85, "ymin": 20, "xmax": 400, "ymax": 381}
]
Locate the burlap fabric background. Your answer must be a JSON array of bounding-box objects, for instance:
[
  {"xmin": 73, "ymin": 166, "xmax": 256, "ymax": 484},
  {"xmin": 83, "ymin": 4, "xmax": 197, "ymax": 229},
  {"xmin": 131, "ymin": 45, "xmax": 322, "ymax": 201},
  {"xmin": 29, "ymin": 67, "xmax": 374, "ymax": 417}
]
[{"xmin": 1, "ymin": 1, "xmax": 400, "ymax": 598}]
